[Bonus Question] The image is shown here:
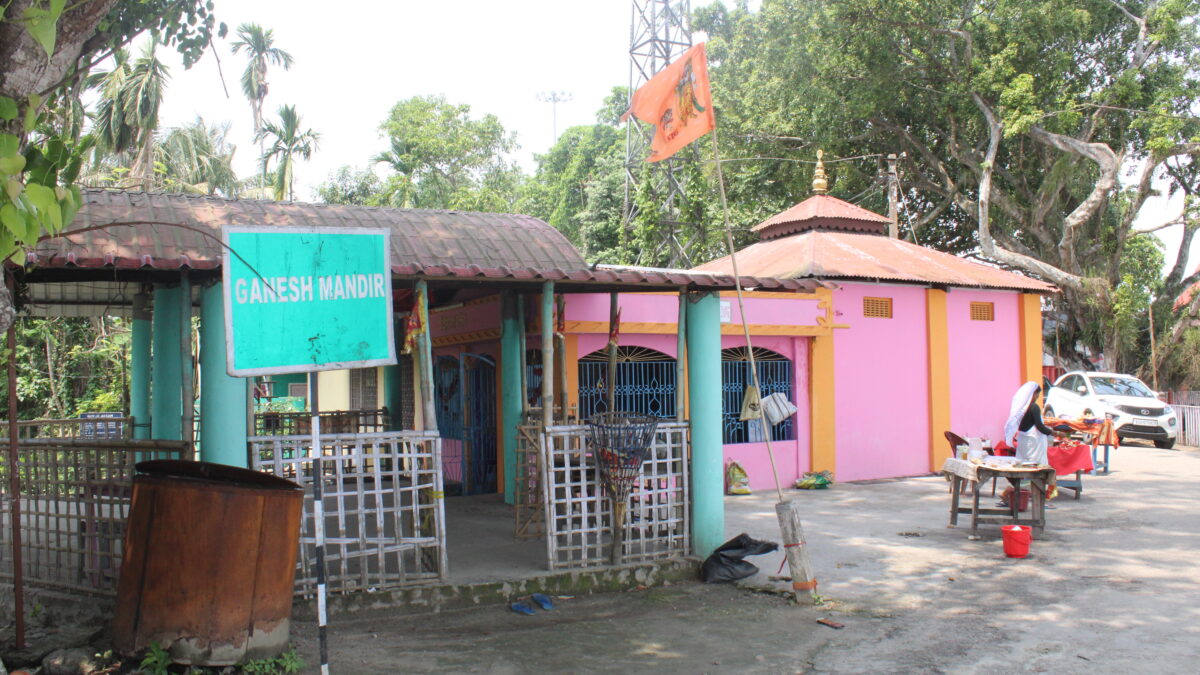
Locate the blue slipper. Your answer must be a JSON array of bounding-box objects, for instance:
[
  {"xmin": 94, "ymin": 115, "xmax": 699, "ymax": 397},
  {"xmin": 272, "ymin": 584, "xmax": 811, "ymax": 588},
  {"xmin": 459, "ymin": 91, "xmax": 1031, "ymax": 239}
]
[
  {"xmin": 510, "ymin": 602, "xmax": 535, "ymax": 616},
  {"xmin": 531, "ymin": 593, "xmax": 555, "ymax": 611}
]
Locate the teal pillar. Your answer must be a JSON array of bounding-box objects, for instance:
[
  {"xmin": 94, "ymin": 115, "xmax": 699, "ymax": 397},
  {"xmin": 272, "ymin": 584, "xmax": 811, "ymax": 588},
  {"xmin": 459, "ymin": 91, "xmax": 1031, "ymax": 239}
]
[
  {"xmin": 383, "ymin": 314, "xmax": 405, "ymax": 431},
  {"xmin": 151, "ymin": 285, "xmax": 183, "ymax": 441},
  {"xmin": 500, "ymin": 292, "xmax": 523, "ymax": 504},
  {"xmin": 130, "ymin": 292, "xmax": 152, "ymax": 440},
  {"xmin": 199, "ymin": 283, "xmax": 248, "ymax": 466},
  {"xmin": 686, "ymin": 291, "xmax": 723, "ymax": 557}
]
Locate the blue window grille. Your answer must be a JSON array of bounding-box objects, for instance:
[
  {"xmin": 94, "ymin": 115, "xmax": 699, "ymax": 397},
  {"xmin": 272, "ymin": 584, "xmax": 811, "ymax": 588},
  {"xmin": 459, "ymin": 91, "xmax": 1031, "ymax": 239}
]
[
  {"xmin": 434, "ymin": 354, "xmax": 497, "ymax": 496},
  {"xmin": 721, "ymin": 347, "xmax": 794, "ymax": 444},
  {"xmin": 578, "ymin": 347, "xmax": 677, "ymax": 419}
]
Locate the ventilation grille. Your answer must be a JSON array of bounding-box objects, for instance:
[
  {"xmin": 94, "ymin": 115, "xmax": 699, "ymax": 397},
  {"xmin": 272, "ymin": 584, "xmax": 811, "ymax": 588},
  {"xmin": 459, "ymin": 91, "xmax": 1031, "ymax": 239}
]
[
  {"xmin": 863, "ymin": 297, "xmax": 893, "ymax": 318},
  {"xmin": 970, "ymin": 302, "xmax": 995, "ymax": 321}
]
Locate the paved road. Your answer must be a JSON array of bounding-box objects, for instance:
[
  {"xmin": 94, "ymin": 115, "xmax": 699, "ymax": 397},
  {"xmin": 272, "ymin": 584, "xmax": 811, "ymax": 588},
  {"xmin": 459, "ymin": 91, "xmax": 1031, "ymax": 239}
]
[{"xmin": 293, "ymin": 442, "xmax": 1200, "ymax": 673}]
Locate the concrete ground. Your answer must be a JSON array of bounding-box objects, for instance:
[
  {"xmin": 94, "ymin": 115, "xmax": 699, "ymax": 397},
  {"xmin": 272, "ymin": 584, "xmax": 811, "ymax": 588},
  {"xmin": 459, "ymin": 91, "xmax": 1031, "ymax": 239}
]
[{"xmin": 294, "ymin": 441, "xmax": 1200, "ymax": 673}]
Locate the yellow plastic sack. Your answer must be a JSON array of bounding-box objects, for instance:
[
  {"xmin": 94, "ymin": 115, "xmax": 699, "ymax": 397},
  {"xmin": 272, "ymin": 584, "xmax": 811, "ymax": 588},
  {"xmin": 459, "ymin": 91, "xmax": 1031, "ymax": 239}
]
[{"xmin": 725, "ymin": 461, "xmax": 752, "ymax": 495}]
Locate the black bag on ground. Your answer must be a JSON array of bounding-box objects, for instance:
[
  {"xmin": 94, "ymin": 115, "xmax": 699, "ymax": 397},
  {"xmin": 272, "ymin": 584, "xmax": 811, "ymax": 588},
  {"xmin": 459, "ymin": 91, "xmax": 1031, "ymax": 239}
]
[{"xmin": 701, "ymin": 533, "xmax": 780, "ymax": 583}]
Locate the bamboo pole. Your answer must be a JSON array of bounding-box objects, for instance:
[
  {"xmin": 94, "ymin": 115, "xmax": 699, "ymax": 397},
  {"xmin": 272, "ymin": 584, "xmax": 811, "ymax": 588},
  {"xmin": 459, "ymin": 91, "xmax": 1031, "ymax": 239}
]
[
  {"xmin": 676, "ymin": 289, "xmax": 687, "ymax": 422},
  {"xmin": 416, "ymin": 280, "xmax": 437, "ymax": 433},
  {"xmin": 518, "ymin": 294, "xmax": 528, "ymax": 417},
  {"xmin": 556, "ymin": 294, "xmax": 568, "ymax": 423},
  {"xmin": 540, "ymin": 282, "xmax": 554, "ymax": 429},
  {"xmin": 606, "ymin": 292, "xmax": 618, "ymax": 412},
  {"xmin": 6, "ymin": 270, "xmax": 25, "ymax": 649},
  {"xmin": 711, "ymin": 130, "xmax": 818, "ymax": 602},
  {"xmin": 180, "ymin": 271, "xmax": 194, "ymax": 448}
]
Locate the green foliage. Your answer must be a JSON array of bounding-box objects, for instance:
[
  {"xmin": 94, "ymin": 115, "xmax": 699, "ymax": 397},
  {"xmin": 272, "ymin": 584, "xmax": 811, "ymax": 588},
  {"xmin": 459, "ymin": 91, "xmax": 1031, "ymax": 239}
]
[
  {"xmin": 0, "ymin": 317, "xmax": 129, "ymax": 420},
  {"xmin": 0, "ymin": 0, "xmax": 224, "ymax": 263},
  {"xmin": 156, "ymin": 117, "xmax": 239, "ymax": 196},
  {"xmin": 317, "ymin": 165, "xmax": 385, "ymax": 206},
  {"xmin": 376, "ymin": 95, "xmax": 520, "ymax": 210},
  {"xmin": 242, "ymin": 645, "xmax": 305, "ymax": 674},
  {"xmin": 139, "ymin": 642, "xmax": 172, "ymax": 675},
  {"xmin": 258, "ymin": 104, "xmax": 319, "ymax": 201}
]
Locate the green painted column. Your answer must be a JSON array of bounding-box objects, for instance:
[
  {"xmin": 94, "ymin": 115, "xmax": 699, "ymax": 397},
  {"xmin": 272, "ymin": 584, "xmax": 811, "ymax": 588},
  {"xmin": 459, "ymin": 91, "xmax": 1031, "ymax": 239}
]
[
  {"xmin": 500, "ymin": 292, "xmax": 523, "ymax": 504},
  {"xmin": 199, "ymin": 283, "xmax": 248, "ymax": 466},
  {"xmin": 151, "ymin": 285, "xmax": 183, "ymax": 441},
  {"xmin": 383, "ymin": 314, "xmax": 405, "ymax": 431},
  {"xmin": 686, "ymin": 291, "xmax": 724, "ymax": 557},
  {"xmin": 130, "ymin": 292, "xmax": 152, "ymax": 440}
]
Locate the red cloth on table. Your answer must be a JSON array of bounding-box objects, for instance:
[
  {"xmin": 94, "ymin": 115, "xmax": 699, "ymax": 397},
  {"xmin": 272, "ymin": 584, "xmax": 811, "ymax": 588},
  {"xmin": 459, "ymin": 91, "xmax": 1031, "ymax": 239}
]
[
  {"xmin": 993, "ymin": 440, "xmax": 1014, "ymax": 457},
  {"xmin": 1048, "ymin": 442, "xmax": 1094, "ymax": 476}
]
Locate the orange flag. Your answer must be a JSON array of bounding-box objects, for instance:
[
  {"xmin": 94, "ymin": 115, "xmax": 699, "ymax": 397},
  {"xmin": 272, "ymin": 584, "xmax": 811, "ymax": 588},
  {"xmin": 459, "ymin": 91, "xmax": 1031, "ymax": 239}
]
[{"xmin": 622, "ymin": 43, "xmax": 715, "ymax": 162}]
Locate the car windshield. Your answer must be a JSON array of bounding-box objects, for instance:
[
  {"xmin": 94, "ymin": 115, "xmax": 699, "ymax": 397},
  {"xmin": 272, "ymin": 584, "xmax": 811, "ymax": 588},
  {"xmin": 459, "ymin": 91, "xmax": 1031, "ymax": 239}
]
[{"xmin": 1089, "ymin": 376, "xmax": 1154, "ymax": 398}]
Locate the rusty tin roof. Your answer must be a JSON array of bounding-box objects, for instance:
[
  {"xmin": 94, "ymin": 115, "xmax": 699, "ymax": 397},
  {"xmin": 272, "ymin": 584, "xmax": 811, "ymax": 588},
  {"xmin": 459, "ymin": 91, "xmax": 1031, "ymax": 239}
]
[
  {"xmin": 694, "ymin": 230, "xmax": 1057, "ymax": 293},
  {"xmin": 752, "ymin": 194, "xmax": 892, "ymax": 240},
  {"xmin": 25, "ymin": 189, "xmax": 816, "ymax": 292}
]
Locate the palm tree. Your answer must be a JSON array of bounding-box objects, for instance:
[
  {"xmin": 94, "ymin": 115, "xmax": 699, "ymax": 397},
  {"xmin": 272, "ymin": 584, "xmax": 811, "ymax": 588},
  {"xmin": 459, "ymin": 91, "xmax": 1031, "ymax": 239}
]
[
  {"xmin": 230, "ymin": 23, "xmax": 294, "ymax": 137},
  {"xmin": 156, "ymin": 117, "xmax": 239, "ymax": 196},
  {"xmin": 258, "ymin": 104, "xmax": 319, "ymax": 201},
  {"xmin": 90, "ymin": 40, "xmax": 170, "ymax": 190}
]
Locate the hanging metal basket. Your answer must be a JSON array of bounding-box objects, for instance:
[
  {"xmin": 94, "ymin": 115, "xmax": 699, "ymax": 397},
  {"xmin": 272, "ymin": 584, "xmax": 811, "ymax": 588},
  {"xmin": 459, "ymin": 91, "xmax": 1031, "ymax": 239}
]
[{"xmin": 585, "ymin": 412, "xmax": 660, "ymax": 463}]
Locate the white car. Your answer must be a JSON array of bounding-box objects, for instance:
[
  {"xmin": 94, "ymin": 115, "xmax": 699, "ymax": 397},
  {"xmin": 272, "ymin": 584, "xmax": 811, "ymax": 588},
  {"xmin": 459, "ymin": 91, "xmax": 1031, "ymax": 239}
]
[{"xmin": 1044, "ymin": 371, "xmax": 1177, "ymax": 449}]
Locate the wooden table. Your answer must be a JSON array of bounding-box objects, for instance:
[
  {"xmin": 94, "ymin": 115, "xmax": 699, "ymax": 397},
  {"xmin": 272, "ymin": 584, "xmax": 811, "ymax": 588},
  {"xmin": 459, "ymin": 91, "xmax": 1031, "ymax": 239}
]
[{"xmin": 942, "ymin": 458, "xmax": 1055, "ymax": 539}]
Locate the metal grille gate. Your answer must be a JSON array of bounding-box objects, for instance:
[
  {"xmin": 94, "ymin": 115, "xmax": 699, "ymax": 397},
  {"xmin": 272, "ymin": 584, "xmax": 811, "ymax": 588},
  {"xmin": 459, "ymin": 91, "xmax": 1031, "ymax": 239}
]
[
  {"xmin": 578, "ymin": 349, "xmax": 677, "ymax": 419},
  {"xmin": 434, "ymin": 354, "xmax": 498, "ymax": 495},
  {"xmin": 721, "ymin": 350, "xmax": 794, "ymax": 444}
]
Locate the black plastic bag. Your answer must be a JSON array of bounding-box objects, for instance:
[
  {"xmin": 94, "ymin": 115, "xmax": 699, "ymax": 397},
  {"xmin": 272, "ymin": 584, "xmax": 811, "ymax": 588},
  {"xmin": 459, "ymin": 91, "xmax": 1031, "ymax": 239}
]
[{"xmin": 701, "ymin": 533, "xmax": 780, "ymax": 583}]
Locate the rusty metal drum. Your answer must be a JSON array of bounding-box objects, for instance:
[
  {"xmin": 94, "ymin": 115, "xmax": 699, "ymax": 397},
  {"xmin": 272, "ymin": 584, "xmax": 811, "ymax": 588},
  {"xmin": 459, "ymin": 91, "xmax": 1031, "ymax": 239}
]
[{"xmin": 112, "ymin": 460, "xmax": 303, "ymax": 666}]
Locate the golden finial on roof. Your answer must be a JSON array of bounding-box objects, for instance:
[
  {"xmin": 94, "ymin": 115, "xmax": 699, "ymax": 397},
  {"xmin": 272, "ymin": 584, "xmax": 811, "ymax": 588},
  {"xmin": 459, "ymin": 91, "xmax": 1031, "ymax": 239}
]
[{"xmin": 812, "ymin": 149, "xmax": 828, "ymax": 195}]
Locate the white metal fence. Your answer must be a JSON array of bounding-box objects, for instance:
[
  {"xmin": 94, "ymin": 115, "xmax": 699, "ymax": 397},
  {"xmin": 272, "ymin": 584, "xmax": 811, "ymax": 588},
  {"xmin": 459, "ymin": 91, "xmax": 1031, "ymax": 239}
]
[
  {"xmin": 0, "ymin": 439, "xmax": 188, "ymax": 596},
  {"xmin": 250, "ymin": 430, "xmax": 446, "ymax": 596},
  {"xmin": 1175, "ymin": 405, "xmax": 1200, "ymax": 447},
  {"xmin": 539, "ymin": 421, "xmax": 690, "ymax": 570}
]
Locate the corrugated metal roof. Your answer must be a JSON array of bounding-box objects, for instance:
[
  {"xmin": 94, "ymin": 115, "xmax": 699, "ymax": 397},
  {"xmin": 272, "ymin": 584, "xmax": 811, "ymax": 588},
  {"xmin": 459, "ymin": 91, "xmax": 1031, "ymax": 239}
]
[
  {"xmin": 752, "ymin": 194, "xmax": 891, "ymax": 240},
  {"xmin": 694, "ymin": 230, "xmax": 1058, "ymax": 293},
  {"xmin": 31, "ymin": 189, "xmax": 584, "ymax": 272},
  {"xmin": 23, "ymin": 189, "xmax": 817, "ymax": 292}
]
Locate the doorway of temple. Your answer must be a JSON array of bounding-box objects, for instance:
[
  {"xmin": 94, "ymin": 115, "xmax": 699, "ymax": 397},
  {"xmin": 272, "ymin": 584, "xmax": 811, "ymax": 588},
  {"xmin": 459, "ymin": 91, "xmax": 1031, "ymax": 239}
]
[{"xmin": 434, "ymin": 353, "xmax": 498, "ymax": 495}]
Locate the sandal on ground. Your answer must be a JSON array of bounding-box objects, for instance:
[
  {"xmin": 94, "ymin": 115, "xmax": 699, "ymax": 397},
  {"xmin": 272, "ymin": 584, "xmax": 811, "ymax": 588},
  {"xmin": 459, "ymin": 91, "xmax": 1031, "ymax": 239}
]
[
  {"xmin": 510, "ymin": 602, "xmax": 535, "ymax": 616},
  {"xmin": 531, "ymin": 593, "xmax": 555, "ymax": 611}
]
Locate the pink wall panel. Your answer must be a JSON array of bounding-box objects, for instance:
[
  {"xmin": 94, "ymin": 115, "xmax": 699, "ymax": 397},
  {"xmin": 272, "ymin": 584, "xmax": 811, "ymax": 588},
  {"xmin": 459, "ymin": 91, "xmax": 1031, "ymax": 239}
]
[
  {"xmin": 565, "ymin": 293, "xmax": 824, "ymax": 327},
  {"xmin": 833, "ymin": 284, "xmax": 931, "ymax": 481},
  {"xmin": 719, "ymin": 335, "xmax": 811, "ymax": 490},
  {"xmin": 946, "ymin": 290, "xmax": 1021, "ymax": 444}
]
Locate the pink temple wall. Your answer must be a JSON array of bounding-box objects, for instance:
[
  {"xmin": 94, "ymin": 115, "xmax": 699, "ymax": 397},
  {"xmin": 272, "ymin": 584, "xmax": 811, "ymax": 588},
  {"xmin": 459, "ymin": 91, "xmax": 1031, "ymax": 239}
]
[
  {"xmin": 946, "ymin": 290, "xmax": 1021, "ymax": 444},
  {"xmin": 720, "ymin": 335, "xmax": 811, "ymax": 491},
  {"xmin": 566, "ymin": 293, "xmax": 823, "ymax": 327},
  {"xmin": 833, "ymin": 283, "xmax": 931, "ymax": 481}
]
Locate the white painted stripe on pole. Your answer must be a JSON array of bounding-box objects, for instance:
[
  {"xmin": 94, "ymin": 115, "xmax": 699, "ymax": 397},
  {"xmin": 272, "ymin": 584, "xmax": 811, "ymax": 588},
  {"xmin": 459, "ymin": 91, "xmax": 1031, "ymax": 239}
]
[{"xmin": 317, "ymin": 583, "xmax": 328, "ymax": 623}]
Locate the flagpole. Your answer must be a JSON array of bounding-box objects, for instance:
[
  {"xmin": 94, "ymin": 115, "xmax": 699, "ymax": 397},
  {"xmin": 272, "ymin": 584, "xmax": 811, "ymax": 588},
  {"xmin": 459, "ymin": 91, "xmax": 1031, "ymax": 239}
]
[
  {"xmin": 709, "ymin": 129, "xmax": 784, "ymax": 503},
  {"xmin": 710, "ymin": 110, "xmax": 818, "ymax": 605}
]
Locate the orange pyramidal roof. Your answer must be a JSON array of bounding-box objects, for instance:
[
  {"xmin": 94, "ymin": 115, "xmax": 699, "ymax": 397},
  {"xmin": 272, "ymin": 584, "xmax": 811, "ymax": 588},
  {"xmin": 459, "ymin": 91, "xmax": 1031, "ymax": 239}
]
[{"xmin": 752, "ymin": 194, "xmax": 892, "ymax": 240}]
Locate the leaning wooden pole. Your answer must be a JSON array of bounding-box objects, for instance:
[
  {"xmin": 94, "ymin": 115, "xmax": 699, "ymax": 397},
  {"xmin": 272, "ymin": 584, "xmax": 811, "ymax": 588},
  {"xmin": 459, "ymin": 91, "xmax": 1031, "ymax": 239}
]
[
  {"xmin": 606, "ymin": 292, "xmax": 619, "ymax": 412},
  {"xmin": 711, "ymin": 130, "xmax": 818, "ymax": 603},
  {"xmin": 6, "ymin": 270, "xmax": 25, "ymax": 649}
]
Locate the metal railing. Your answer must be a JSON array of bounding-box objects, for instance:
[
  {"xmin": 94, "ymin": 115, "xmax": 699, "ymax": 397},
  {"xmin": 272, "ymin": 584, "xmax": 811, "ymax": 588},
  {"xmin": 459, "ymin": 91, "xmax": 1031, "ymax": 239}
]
[
  {"xmin": 539, "ymin": 421, "xmax": 690, "ymax": 570},
  {"xmin": 253, "ymin": 409, "xmax": 389, "ymax": 436},
  {"xmin": 0, "ymin": 439, "xmax": 190, "ymax": 596},
  {"xmin": 250, "ymin": 430, "xmax": 446, "ymax": 596},
  {"xmin": 0, "ymin": 416, "xmax": 133, "ymax": 440},
  {"xmin": 1175, "ymin": 405, "xmax": 1200, "ymax": 447}
]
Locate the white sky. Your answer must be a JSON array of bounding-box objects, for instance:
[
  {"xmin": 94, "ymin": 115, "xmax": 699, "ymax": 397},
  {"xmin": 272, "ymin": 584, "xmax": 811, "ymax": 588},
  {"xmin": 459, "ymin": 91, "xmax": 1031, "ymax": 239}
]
[
  {"xmin": 149, "ymin": 0, "xmax": 1196, "ymax": 279},
  {"xmin": 156, "ymin": 0, "xmax": 634, "ymax": 200}
]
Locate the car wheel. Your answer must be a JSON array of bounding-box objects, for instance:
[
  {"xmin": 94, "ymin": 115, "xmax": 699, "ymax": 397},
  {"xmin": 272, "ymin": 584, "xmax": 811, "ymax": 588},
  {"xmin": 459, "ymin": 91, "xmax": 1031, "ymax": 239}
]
[{"xmin": 1155, "ymin": 438, "xmax": 1176, "ymax": 450}]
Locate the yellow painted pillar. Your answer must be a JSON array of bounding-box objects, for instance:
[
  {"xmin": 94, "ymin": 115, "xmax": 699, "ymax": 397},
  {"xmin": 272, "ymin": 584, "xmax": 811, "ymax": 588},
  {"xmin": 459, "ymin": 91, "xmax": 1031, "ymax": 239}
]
[
  {"xmin": 1018, "ymin": 294, "xmax": 1044, "ymax": 387},
  {"xmin": 809, "ymin": 334, "xmax": 836, "ymax": 474},
  {"xmin": 564, "ymin": 334, "xmax": 579, "ymax": 417},
  {"xmin": 926, "ymin": 289, "xmax": 952, "ymax": 470}
]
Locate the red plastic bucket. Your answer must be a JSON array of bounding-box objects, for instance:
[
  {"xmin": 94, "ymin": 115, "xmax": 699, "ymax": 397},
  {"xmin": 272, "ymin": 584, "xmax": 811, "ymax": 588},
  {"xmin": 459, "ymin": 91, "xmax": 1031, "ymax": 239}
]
[
  {"xmin": 1016, "ymin": 488, "xmax": 1031, "ymax": 512},
  {"xmin": 1002, "ymin": 525, "xmax": 1032, "ymax": 558}
]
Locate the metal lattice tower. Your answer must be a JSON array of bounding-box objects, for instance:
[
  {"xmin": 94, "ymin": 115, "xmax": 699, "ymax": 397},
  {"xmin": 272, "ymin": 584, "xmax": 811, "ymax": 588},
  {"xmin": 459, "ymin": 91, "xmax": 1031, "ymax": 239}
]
[{"xmin": 624, "ymin": 0, "xmax": 697, "ymax": 267}]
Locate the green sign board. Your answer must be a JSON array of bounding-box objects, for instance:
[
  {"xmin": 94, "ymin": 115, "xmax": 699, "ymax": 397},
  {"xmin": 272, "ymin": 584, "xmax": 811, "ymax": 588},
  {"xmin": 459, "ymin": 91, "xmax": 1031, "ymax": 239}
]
[{"xmin": 222, "ymin": 226, "xmax": 396, "ymax": 376}]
